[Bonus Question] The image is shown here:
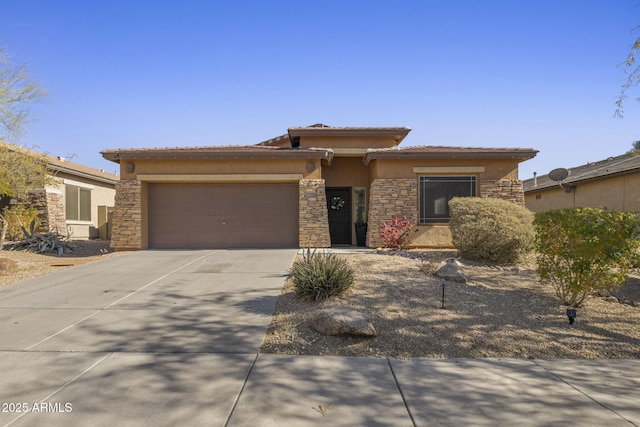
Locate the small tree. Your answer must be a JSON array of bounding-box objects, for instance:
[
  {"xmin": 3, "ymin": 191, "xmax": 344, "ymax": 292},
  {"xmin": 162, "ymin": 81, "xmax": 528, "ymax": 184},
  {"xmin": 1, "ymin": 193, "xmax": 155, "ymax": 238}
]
[
  {"xmin": 534, "ymin": 208, "xmax": 640, "ymax": 307},
  {"xmin": 0, "ymin": 47, "xmax": 49, "ymax": 248},
  {"xmin": 628, "ymin": 140, "xmax": 640, "ymax": 154},
  {"xmin": 0, "ymin": 47, "xmax": 46, "ymax": 141},
  {"xmin": 0, "ymin": 143, "xmax": 51, "ymax": 247}
]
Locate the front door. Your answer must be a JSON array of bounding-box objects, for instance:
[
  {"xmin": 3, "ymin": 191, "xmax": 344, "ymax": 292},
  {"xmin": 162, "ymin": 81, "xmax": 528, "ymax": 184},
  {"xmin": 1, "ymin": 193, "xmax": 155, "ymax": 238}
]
[{"xmin": 326, "ymin": 188, "xmax": 351, "ymax": 245}]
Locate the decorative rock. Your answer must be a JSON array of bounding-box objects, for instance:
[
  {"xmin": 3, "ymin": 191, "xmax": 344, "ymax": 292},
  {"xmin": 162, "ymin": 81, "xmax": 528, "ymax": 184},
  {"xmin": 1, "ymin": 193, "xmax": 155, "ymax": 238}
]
[
  {"xmin": 435, "ymin": 259, "xmax": 467, "ymax": 283},
  {"xmin": 604, "ymin": 296, "xmax": 619, "ymax": 303},
  {"xmin": 311, "ymin": 307, "xmax": 377, "ymax": 337}
]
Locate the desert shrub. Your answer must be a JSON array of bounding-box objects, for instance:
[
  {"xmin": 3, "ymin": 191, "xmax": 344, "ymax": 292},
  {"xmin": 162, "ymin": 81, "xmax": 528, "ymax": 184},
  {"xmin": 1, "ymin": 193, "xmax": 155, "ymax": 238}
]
[
  {"xmin": 2, "ymin": 205, "xmax": 40, "ymax": 241},
  {"xmin": 534, "ymin": 208, "xmax": 640, "ymax": 307},
  {"xmin": 379, "ymin": 214, "xmax": 418, "ymax": 250},
  {"xmin": 289, "ymin": 249, "xmax": 355, "ymax": 302},
  {"xmin": 448, "ymin": 197, "xmax": 534, "ymax": 264}
]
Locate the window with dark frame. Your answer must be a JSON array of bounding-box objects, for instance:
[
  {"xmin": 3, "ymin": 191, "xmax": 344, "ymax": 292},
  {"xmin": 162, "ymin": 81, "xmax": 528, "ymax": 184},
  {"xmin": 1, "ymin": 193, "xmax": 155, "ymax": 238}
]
[
  {"xmin": 419, "ymin": 176, "xmax": 477, "ymax": 224},
  {"xmin": 65, "ymin": 184, "xmax": 92, "ymax": 221}
]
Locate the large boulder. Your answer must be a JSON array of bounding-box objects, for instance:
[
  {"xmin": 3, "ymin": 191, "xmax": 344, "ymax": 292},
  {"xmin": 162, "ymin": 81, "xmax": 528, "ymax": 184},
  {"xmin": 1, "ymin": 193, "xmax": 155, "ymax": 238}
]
[
  {"xmin": 435, "ymin": 259, "xmax": 467, "ymax": 283},
  {"xmin": 311, "ymin": 307, "xmax": 377, "ymax": 337}
]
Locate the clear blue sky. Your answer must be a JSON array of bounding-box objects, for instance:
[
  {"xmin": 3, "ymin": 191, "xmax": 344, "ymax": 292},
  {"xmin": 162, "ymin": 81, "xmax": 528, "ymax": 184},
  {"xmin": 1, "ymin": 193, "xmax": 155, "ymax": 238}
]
[{"xmin": 2, "ymin": 0, "xmax": 639, "ymax": 180}]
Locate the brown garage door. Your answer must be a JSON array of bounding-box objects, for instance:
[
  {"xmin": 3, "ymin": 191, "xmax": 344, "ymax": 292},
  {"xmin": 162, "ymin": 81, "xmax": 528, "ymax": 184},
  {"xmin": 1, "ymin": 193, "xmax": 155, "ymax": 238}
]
[{"xmin": 148, "ymin": 183, "xmax": 299, "ymax": 249}]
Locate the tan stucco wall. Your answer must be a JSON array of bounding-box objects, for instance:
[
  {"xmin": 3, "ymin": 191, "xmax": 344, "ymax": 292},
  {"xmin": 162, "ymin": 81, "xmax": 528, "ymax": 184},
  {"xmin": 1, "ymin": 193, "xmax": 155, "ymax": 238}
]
[
  {"xmin": 525, "ymin": 173, "xmax": 640, "ymax": 213},
  {"xmin": 50, "ymin": 172, "xmax": 116, "ymax": 239},
  {"xmin": 323, "ymin": 157, "xmax": 369, "ymax": 188},
  {"xmin": 369, "ymin": 158, "xmax": 520, "ymax": 183},
  {"xmin": 411, "ymin": 225, "xmax": 454, "ymax": 248},
  {"xmin": 300, "ymin": 135, "xmax": 399, "ymax": 149},
  {"xmin": 119, "ymin": 158, "xmax": 322, "ymax": 181}
]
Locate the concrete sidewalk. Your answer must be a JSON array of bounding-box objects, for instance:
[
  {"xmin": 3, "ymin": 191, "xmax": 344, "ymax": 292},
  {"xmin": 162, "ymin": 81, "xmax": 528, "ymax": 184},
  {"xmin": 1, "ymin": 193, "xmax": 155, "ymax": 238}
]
[
  {"xmin": 2, "ymin": 353, "xmax": 638, "ymax": 426},
  {"xmin": 0, "ymin": 250, "xmax": 638, "ymax": 426}
]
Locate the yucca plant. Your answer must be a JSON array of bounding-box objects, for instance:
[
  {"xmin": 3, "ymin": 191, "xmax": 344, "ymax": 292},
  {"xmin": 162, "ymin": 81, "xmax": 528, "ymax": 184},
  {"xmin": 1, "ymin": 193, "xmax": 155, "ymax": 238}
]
[{"xmin": 289, "ymin": 249, "xmax": 355, "ymax": 302}]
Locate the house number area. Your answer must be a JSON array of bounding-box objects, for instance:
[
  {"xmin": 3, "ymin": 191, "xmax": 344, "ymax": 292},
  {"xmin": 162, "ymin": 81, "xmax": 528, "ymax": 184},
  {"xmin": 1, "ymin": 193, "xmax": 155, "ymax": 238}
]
[{"xmin": 2, "ymin": 402, "xmax": 73, "ymax": 413}]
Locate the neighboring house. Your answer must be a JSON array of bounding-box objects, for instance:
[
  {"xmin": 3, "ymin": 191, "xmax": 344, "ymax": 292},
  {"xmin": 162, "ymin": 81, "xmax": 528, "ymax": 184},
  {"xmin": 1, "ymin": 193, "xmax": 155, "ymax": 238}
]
[
  {"xmin": 101, "ymin": 124, "xmax": 537, "ymax": 250},
  {"xmin": 0, "ymin": 142, "xmax": 119, "ymax": 240},
  {"xmin": 523, "ymin": 152, "xmax": 640, "ymax": 213}
]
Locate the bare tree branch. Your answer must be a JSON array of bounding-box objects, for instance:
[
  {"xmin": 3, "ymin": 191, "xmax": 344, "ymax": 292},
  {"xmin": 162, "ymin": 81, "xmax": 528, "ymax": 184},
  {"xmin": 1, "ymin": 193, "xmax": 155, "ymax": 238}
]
[
  {"xmin": 615, "ymin": 26, "xmax": 640, "ymax": 118},
  {"xmin": 0, "ymin": 47, "xmax": 47, "ymax": 140}
]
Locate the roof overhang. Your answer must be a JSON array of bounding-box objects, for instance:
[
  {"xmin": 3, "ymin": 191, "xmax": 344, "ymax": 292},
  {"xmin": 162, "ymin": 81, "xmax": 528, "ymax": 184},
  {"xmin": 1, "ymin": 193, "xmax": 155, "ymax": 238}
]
[
  {"xmin": 363, "ymin": 146, "xmax": 538, "ymax": 165},
  {"xmin": 523, "ymin": 153, "xmax": 640, "ymax": 193},
  {"xmin": 288, "ymin": 126, "xmax": 411, "ymax": 144},
  {"xmin": 0, "ymin": 141, "xmax": 118, "ymax": 184},
  {"xmin": 101, "ymin": 146, "xmax": 334, "ymax": 164}
]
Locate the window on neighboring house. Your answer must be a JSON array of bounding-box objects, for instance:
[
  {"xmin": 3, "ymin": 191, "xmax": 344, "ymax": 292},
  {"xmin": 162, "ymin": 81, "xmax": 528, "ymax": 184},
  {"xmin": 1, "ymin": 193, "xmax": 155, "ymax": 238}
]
[
  {"xmin": 65, "ymin": 185, "xmax": 91, "ymax": 221},
  {"xmin": 419, "ymin": 176, "xmax": 477, "ymax": 224}
]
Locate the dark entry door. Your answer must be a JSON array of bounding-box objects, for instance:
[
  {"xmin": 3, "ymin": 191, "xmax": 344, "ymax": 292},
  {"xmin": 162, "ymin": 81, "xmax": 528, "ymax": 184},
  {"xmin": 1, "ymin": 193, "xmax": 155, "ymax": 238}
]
[{"xmin": 326, "ymin": 188, "xmax": 351, "ymax": 245}]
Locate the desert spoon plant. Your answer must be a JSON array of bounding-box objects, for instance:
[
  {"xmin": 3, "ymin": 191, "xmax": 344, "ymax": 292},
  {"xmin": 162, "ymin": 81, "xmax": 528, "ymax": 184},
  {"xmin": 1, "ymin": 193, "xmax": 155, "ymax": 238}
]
[{"xmin": 289, "ymin": 249, "xmax": 354, "ymax": 301}]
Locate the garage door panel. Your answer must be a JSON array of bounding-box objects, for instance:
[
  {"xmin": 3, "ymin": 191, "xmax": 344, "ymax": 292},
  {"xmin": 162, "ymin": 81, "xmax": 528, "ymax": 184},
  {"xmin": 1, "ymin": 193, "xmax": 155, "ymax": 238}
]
[{"xmin": 148, "ymin": 183, "xmax": 298, "ymax": 249}]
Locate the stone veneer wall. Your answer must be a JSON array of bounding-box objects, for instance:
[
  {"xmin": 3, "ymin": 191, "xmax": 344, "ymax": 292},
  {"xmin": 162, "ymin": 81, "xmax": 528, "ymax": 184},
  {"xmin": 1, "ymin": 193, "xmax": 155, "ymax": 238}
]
[
  {"xmin": 46, "ymin": 192, "xmax": 67, "ymax": 234},
  {"xmin": 17, "ymin": 191, "xmax": 67, "ymax": 235},
  {"xmin": 366, "ymin": 178, "xmax": 418, "ymax": 248},
  {"xmin": 21, "ymin": 191, "xmax": 49, "ymax": 233},
  {"xmin": 480, "ymin": 179, "xmax": 525, "ymax": 205},
  {"xmin": 110, "ymin": 179, "xmax": 142, "ymax": 250},
  {"xmin": 298, "ymin": 179, "xmax": 330, "ymax": 248}
]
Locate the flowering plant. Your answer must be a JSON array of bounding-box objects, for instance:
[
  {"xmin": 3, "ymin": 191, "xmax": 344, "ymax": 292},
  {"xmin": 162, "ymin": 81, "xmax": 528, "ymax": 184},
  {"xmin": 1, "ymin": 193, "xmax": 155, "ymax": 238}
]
[{"xmin": 379, "ymin": 213, "xmax": 418, "ymax": 250}]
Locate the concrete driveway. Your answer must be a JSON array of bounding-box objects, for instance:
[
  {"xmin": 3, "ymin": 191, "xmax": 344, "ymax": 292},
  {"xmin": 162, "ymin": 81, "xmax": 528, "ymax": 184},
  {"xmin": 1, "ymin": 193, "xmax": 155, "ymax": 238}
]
[
  {"xmin": 1, "ymin": 249, "xmax": 639, "ymax": 426},
  {"xmin": 0, "ymin": 249, "xmax": 297, "ymax": 426}
]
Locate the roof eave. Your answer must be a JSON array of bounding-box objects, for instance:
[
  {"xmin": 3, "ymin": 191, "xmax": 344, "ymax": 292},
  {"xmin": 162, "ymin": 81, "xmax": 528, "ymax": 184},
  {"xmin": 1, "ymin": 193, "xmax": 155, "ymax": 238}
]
[
  {"xmin": 524, "ymin": 167, "xmax": 640, "ymax": 193},
  {"xmin": 362, "ymin": 150, "xmax": 538, "ymax": 165},
  {"xmin": 101, "ymin": 148, "xmax": 334, "ymax": 163},
  {"xmin": 288, "ymin": 127, "xmax": 411, "ymax": 143},
  {"xmin": 49, "ymin": 164, "xmax": 118, "ymax": 185}
]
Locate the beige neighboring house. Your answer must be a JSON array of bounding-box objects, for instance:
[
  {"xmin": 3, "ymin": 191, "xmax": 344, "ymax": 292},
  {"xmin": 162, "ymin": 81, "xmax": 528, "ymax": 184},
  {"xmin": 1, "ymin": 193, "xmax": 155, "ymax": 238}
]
[
  {"xmin": 524, "ymin": 152, "xmax": 640, "ymax": 213},
  {"xmin": 0, "ymin": 142, "xmax": 119, "ymax": 240},
  {"xmin": 101, "ymin": 124, "xmax": 537, "ymax": 251}
]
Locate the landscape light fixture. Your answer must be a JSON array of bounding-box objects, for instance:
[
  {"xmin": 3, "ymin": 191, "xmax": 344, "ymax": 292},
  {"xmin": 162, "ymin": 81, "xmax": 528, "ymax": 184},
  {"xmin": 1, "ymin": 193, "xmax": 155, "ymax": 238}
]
[{"xmin": 566, "ymin": 308, "xmax": 577, "ymax": 325}]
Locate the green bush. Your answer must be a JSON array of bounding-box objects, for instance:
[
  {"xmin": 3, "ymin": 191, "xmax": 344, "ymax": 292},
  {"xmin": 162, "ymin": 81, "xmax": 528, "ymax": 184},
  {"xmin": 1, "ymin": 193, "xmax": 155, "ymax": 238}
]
[
  {"xmin": 448, "ymin": 197, "xmax": 535, "ymax": 264},
  {"xmin": 289, "ymin": 249, "xmax": 355, "ymax": 302},
  {"xmin": 534, "ymin": 208, "xmax": 640, "ymax": 307}
]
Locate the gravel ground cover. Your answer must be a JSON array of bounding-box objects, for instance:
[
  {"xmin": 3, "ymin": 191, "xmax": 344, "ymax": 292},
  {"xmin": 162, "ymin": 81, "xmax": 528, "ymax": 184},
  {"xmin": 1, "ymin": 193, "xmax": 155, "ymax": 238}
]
[
  {"xmin": 261, "ymin": 251, "xmax": 640, "ymax": 359},
  {"xmin": 2, "ymin": 245, "xmax": 638, "ymax": 359},
  {"xmin": 0, "ymin": 240, "xmax": 119, "ymax": 288}
]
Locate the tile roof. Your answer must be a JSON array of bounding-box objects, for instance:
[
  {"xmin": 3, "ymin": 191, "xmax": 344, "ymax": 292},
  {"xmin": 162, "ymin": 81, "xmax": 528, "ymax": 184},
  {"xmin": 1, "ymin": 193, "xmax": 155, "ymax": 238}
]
[
  {"xmin": 0, "ymin": 141, "xmax": 119, "ymax": 184},
  {"xmin": 101, "ymin": 145, "xmax": 334, "ymax": 162},
  {"xmin": 363, "ymin": 145, "xmax": 538, "ymax": 165},
  {"xmin": 523, "ymin": 151, "xmax": 640, "ymax": 192},
  {"xmin": 288, "ymin": 124, "xmax": 411, "ymax": 141},
  {"xmin": 257, "ymin": 124, "xmax": 412, "ymax": 147},
  {"xmin": 256, "ymin": 133, "xmax": 290, "ymax": 146}
]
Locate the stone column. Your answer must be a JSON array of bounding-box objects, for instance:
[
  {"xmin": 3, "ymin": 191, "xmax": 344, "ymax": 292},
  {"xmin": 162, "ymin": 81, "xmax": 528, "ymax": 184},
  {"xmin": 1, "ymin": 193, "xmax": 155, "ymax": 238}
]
[
  {"xmin": 366, "ymin": 178, "xmax": 418, "ymax": 248},
  {"xmin": 110, "ymin": 179, "xmax": 142, "ymax": 250},
  {"xmin": 45, "ymin": 192, "xmax": 67, "ymax": 234},
  {"xmin": 298, "ymin": 179, "xmax": 330, "ymax": 248},
  {"xmin": 480, "ymin": 179, "xmax": 525, "ymax": 205}
]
